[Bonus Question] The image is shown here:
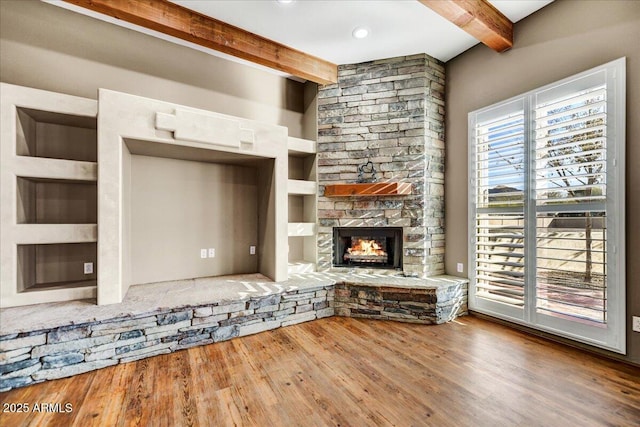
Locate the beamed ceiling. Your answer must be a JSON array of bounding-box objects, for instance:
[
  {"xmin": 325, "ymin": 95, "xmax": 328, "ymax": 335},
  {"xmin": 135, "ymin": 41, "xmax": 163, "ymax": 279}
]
[{"xmin": 53, "ymin": 0, "xmax": 553, "ymax": 84}]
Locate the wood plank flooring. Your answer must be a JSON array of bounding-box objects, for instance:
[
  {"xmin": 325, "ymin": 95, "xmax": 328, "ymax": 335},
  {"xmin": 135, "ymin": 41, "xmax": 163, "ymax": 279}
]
[{"xmin": 1, "ymin": 315, "xmax": 639, "ymax": 426}]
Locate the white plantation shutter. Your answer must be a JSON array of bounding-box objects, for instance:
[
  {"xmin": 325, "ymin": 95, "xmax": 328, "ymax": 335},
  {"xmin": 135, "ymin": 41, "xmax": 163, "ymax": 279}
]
[
  {"xmin": 475, "ymin": 116, "xmax": 526, "ymax": 208},
  {"xmin": 535, "ymin": 211, "xmax": 607, "ymax": 323},
  {"xmin": 535, "ymin": 81, "xmax": 607, "ymax": 205},
  {"xmin": 534, "ymin": 77, "xmax": 608, "ymax": 325},
  {"xmin": 469, "ymin": 58, "xmax": 625, "ymax": 352},
  {"xmin": 474, "ymin": 213, "xmax": 525, "ymax": 307},
  {"xmin": 471, "ymin": 100, "xmax": 526, "ymax": 316}
]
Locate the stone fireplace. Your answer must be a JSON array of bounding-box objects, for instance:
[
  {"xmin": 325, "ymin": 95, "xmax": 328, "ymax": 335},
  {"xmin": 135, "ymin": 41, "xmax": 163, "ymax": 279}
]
[{"xmin": 316, "ymin": 54, "xmax": 445, "ymax": 277}]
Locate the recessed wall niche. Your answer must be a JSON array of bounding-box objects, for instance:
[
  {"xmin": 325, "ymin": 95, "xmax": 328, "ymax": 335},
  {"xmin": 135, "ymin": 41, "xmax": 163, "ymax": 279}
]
[
  {"xmin": 16, "ymin": 177, "xmax": 97, "ymax": 224},
  {"xmin": 128, "ymin": 153, "xmax": 260, "ymax": 285},
  {"xmin": 17, "ymin": 242, "xmax": 97, "ymax": 293},
  {"xmin": 98, "ymin": 89, "xmax": 288, "ymax": 304},
  {"xmin": 1, "ymin": 83, "xmax": 99, "ymax": 307},
  {"xmin": 1, "ymin": 84, "xmax": 290, "ymax": 307},
  {"xmin": 16, "ymin": 107, "xmax": 97, "ymax": 162}
]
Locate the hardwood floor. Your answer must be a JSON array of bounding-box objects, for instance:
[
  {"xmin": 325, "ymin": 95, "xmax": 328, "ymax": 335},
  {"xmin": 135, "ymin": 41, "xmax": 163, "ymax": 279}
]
[{"xmin": 1, "ymin": 315, "xmax": 639, "ymax": 426}]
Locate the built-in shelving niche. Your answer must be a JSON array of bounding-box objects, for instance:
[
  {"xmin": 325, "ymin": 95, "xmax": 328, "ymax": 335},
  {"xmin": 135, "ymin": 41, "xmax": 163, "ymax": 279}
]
[
  {"xmin": 1, "ymin": 84, "xmax": 99, "ymax": 306},
  {"xmin": 287, "ymin": 137, "xmax": 317, "ymax": 274},
  {"xmin": 16, "ymin": 108, "xmax": 97, "ymax": 162},
  {"xmin": 17, "ymin": 243, "xmax": 97, "ymax": 293},
  {"xmin": 16, "ymin": 177, "xmax": 97, "ymax": 224}
]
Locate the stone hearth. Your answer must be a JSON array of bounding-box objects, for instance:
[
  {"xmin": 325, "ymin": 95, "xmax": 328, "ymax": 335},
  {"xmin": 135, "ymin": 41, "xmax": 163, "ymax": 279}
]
[
  {"xmin": 316, "ymin": 54, "xmax": 445, "ymax": 277},
  {"xmin": 0, "ymin": 273, "xmax": 467, "ymax": 391}
]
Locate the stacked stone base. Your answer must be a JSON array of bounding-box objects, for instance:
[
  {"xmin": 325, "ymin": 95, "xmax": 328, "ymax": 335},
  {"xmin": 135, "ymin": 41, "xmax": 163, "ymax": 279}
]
[
  {"xmin": 0, "ymin": 275, "xmax": 467, "ymax": 392},
  {"xmin": 334, "ymin": 280, "xmax": 467, "ymax": 324},
  {"xmin": 0, "ymin": 285, "xmax": 334, "ymax": 392}
]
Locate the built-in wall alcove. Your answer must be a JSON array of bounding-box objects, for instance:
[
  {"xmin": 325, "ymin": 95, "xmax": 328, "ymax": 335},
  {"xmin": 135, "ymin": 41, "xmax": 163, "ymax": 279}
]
[
  {"xmin": 17, "ymin": 242, "xmax": 97, "ymax": 293},
  {"xmin": 16, "ymin": 107, "xmax": 97, "ymax": 162},
  {"xmin": 287, "ymin": 153, "xmax": 317, "ymax": 269},
  {"xmin": 1, "ymin": 83, "xmax": 100, "ymax": 307},
  {"xmin": 98, "ymin": 88, "xmax": 288, "ymax": 304},
  {"xmin": 2, "ymin": 85, "xmax": 292, "ymax": 307},
  {"xmin": 122, "ymin": 138, "xmax": 274, "ymax": 286},
  {"xmin": 16, "ymin": 177, "xmax": 97, "ymax": 224}
]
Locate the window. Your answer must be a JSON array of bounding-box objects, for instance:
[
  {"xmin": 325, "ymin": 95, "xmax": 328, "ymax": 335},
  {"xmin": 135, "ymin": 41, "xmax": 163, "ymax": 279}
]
[{"xmin": 469, "ymin": 58, "xmax": 626, "ymax": 353}]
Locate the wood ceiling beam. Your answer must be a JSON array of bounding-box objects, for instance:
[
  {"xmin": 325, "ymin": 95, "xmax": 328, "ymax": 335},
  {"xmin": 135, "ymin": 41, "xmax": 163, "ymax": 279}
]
[
  {"xmin": 419, "ymin": 0, "xmax": 513, "ymax": 52},
  {"xmin": 62, "ymin": 0, "xmax": 338, "ymax": 84}
]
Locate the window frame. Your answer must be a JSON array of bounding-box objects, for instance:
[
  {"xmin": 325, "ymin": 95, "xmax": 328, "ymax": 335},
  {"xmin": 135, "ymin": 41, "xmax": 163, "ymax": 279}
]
[{"xmin": 468, "ymin": 58, "xmax": 626, "ymax": 353}]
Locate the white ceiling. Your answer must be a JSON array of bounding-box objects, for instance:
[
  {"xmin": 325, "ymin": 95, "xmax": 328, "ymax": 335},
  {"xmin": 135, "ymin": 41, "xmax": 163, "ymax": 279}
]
[
  {"xmin": 50, "ymin": 0, "xmax": 554, "ymax": 81},
  {"xmin": 171, "ymin": 0, "xmax": 554, "ymax": 64}
]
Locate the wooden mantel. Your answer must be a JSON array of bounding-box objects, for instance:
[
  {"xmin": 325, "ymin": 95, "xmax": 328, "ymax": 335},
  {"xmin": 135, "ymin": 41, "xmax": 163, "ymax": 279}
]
[{"xmin": 324, "ymin": 183, "xmax": 412, "ymax": 197}]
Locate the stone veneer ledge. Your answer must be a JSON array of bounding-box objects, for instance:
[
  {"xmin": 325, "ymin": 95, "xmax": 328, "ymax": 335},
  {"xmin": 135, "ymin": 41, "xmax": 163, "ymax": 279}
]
[
  {"xmin": 0, "ymin": 274, "xmax": 467, "ymax": 392},
  {"xmin": 316, "ymin": 54, "xmax": 446, "ymax": 277}
]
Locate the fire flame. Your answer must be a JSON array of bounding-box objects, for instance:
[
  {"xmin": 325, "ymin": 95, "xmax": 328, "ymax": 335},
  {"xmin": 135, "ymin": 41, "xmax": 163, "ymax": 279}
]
[{"xmin": 347, "ymin": 239, "xmax": 387, "ymax": 257}]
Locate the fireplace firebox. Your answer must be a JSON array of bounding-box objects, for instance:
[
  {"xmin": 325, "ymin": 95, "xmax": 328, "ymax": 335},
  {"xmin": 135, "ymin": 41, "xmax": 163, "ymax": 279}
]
[{"xmin": 333, "ymin": 227, "xmax": 402, "ymax": 269}]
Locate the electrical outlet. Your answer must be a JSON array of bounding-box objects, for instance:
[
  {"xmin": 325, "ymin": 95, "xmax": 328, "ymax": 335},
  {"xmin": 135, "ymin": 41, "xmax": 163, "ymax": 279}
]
[
  {"xmin": 456, "ymin": 263, "xmax": 464, "ymax": 273},
  {"xmin": 200, "ymin": 249, "xmax": 207, "ymax": 259},
  {"xmin": 633, "ymin": 316, "xmax": 640, "ymax": 333},
  {"xmin": 249, "ymin": 246, "xmax": 256, "ymax": 255},
  {"xmin": 208, "ymin": 248, "xmax": 215, "ymax": 258},
  {"xmin": 83, "ymin": 262, "xmax": 94, "ymax": 275}
]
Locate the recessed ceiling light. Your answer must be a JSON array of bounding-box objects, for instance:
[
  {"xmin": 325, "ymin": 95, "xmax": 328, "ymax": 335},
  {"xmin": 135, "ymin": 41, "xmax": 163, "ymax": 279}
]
[
  {"xmin": 276, "ymin": 0, "xmax": 294, "ymax": 4},
  {"xmin": 352, "ymin": 27, "xmax": 369, "ymax": 39}
]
